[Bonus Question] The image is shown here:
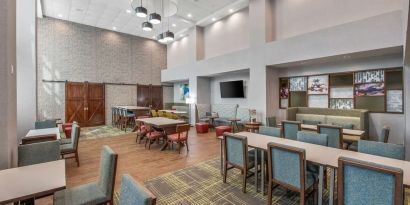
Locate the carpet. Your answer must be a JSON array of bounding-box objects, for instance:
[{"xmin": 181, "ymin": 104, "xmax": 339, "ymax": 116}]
[{"xmin": 80, "ymin": 125, "xmax": 131, "ymax": 140}]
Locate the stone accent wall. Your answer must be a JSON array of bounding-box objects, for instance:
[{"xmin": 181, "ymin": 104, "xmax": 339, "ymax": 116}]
[{"xmin": 37, "ymin": 17, "xmax": 171, "ymax": 124}]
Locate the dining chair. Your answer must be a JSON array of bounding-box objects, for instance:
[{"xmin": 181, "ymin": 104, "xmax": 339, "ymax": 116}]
[
  {"xmin": 145, "ymin": 124, "xmax": 165, "ymax": 150},
  {"xmin": 358, "ymin": 140, "xmax": 405, "ymax": 160},
  {"xmin": 223, "ymin": 133, "xmax": 257, "ymax": 193},
  {"xmin": 18, "ymin": 141, "xmax": 61, "ymax": 167},
  {"xmin": 282, "ymin": 120, "xmax": 301, "ymax": 140},
  {"xmin": 60, "ymin": 121, "xmax": 78, "ymax": 145},
  {"xmin": 378, "ymin": 126, "xmax": 390, "ymax": 143},
  {"xmin": 317, "ymin": 124, "xmax": 344, "ymax": 149},
  {"xmin": 118, "ymin": 174, "xmax": 156, "ymax": 205},
  {"xmin": 259, "ymin": 126, "xmax": 281, "ymax": 137},
  {"xmin": 167, "ymin": 124, "xmax": 190, "ymax": 154},
  {"xmin": 296, "ymin": 131, "xmax": 328, "ymax": 179},
  {"xmin": 266, "ymin": 116, "xmax": 276, "ymax": 127},
  {"xmin": 34, "ymin": 119, "xmax": 57, "ymax": 129},
  {"xmin": 60, "ymin": 123, "xmax": 81, "ymax": 167},
  {"xmin": 337, "ymin": 156, "xmax": 403, "ymax": 205},
  {"xmin": 267, "ymin": 142, "xmax": 318, "ymax": 205},
  {"xmin": 134, "ymin": 119, "xmax": 147, "ymax": 144},
  {"xmin": 150, "ymin": 110, "xmax": 158, "ymax": 117},
  {"xmin": 54, "ymin": 145, "xmax": 118, "ymax": 205}
]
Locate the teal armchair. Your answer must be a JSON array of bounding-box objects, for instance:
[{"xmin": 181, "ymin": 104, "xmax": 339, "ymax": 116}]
[
  {"xmin": 282, "ymin": 120, "xmax": 301, "ymax": 140},
  {"xmin": 259, "ymin": 126, "xmax": 281, "ymax": 138},
  {"xmin": 119, "ymin": 174, "xmax": 156, "ymax": 205},
  {"xmin": 18, "ymin": 141, "xmax": 60, "ymax": 167},
  {"xmin": 317, "ymin": 124, "xmax": 343, "ymax": 149},
  {"xmin": 60, "ymin": 123, "xmax": 81, "ymax": 167},
  {"xmin": 296, "ymin": 131, "xmax": 327, "ymax": 177}
]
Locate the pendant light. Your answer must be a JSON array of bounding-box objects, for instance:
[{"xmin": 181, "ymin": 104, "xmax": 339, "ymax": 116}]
[
  {"xmin": 149, "ymin": 13, "xmax": 161, "ymax": 24},
  {"xmin": 157, "ymin": 33, "xmax": 166, "ymax": 43},
  {"xmin": 135, "ymin": 0, "xmax": 147, "ymax": 18},
  {"xmin": 142, "ymin": 21, "xmax": 153, "ymax": 31},
  {"xmin": 164, "ymin": 5, "xmax": 174, "ymax": 42}
]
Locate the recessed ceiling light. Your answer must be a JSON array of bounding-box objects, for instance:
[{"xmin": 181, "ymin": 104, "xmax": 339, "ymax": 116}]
[
  {"xmin": 153, "ymin": 35, "xmax": 156, "ymax": 39},
  {"xmin": 179, "ymin": 34, "xmax": 184, "ymax": 37},
  {"xmin": 126, "ymin": 9, "xmax": 131, "ymax": 13},
  {"xmin": 172, "ymin": 23, "xmax": 176, "ymax": 27},
  {"xmin": 187, "ymin": 13, "xmax": 192, "ymax": 18},
  {"xmin": 212, "ymin": 17, "xmax": 216, "ymax": 21},
  {"xmin": 58, "ymin": 14, "xmax": 63, "ymax": 18},
  {"xmin": 112, "ymin": 26, "xmax": 117, "ymax": 30},
  {"xmin": 229, "ymin": 9, "xmax": 234, "ymax": 13}
]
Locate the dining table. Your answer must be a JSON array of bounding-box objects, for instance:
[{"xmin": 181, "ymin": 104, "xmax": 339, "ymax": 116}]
[
  {"xmin": 0, "ymin": 160, "xmax": 66, "ymax": 204},
  {"xmin": 21, "ymin": 127, "xmax": 61, "ymax": 144}
]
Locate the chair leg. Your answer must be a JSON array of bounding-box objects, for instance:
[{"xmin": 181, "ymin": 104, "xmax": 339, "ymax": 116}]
[
  {"xmin": 313, "ymin": 181, "xmax": 318, "ymax": 205},
  {"xmin": 186, "ymin": 140, "xmax": 189, "ymax": 152},
  {"xmin": 75, "ymin": 151, "xmax": 80, "ymax": 167},
  {"xmin": 267, "ymin": 180, "xmax": 273, "ymax": 205},
  {"xmin": 300, "ymin": 190, "xmax": 305, "ymax": 205},
  {"xmin": 178, "ymin": 142, "xmax": 182, "ymax": 154},
  {"xmin": 148, "ymin": 139, "xmax": 152, "ymax": 150},
  {"xmin": 242, "ymin": 169, "xmax": 247, "ymax": 193},
  {"xmin": 223, "ymin": 162, "xmax": 228, "ymax": 183}
]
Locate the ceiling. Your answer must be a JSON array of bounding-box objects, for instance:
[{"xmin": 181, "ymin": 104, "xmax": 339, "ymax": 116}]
[{"xmin": 41, "ymin": 0, "xmax": 247, "ymax": 40}]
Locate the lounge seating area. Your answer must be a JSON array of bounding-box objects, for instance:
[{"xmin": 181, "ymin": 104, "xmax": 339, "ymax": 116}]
[{"xmin": 2, "ymin": 0, "xmax": 410, "ymax": 205}]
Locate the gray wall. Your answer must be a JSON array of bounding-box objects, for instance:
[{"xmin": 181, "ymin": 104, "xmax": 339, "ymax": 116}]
[{"xmin": 37, "ymin": 17, "xmax": 168, "ymax": 124}]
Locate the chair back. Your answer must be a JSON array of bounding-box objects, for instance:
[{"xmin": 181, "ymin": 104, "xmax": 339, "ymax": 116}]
[
  {"xmin": 318, "ymin": 124, "xmax": 343, "ymax": 149},
  {"xmin": 223, "ymin": 133, "xmax": 248, "ymax": 169},
  {"xmin": 158, "ymin": 111, "xmax": 165, "ymax": 117},
  {"xmin": 35, "ymin": 120, "xmax": 57, "ymax": 129},
  {"xmin": 259, "ymin": 126, "xmax": 281, "ymax": 137},
  {"xmin": 378, "ymin": 126, "xmax": 390, "ymax": 143},
  {"xmin": 358, "ymin": 140, "xmax": 405, "ymax": 160},
  {"xmin": 97, "ymin": 145, "xmax": 118, "ymax": 200},
  {"xmin": 175, "ymin": 124, "xmax": 190, "ymax": 140},
  {"xmin": 18, "ymin": 141, "xmax": 60, "ymax": 166},
  {"xmin": 282, "ymin": 121, "xmax": 301, "ymax": 140},
  {"xmin": 267, "ymin": 142, "xmax": 306, "ymax": 191},
  {"xmin": 337, "ymin": 157, "xmax": 403, "ymax": 205},
  {"xmin": 69, "ymin": 124, "xmax": 81, "ymax": 151},
  {"xmin": 266, "ymin": 116, "xmax": 276, "ymax": 127},
  {"xmin": 297, "ymin": 131, "xmax": 328, "ymax": 146},
  {"xmin": 119, "ymin": 174, "xmax": 156, "ymax": 205}
]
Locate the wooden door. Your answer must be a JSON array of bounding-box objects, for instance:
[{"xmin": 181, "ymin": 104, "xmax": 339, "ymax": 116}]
[
  {"xmin": 150, "ymin": 85, "xmax": 163, "ymax": 110},
  {"xmin": 137, "ymin": 84, "xmax": 151, "ymax": 108},
  {"xmin": 137, "ymin": 84, "xmax": 163, "ymax": 109},
  {"xmin": 65, "ymin": 82, "xmax": 105, "ymax": 127}
]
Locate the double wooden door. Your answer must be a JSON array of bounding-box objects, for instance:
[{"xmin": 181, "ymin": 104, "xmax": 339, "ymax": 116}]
[
  {"xmin": 137, "ymin": 84, "xmax": 163, "ymax": 110},
  {"xmin": 65, "ymin": 82, "xmax": 105, "ymax": 127}
]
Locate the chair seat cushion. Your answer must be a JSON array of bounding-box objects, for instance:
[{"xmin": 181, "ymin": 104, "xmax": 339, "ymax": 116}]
[
  {"xmin": 146, "ymin": 131, "xmax": 163, "ymax": 139},
  {"xmin": 60, "ymin": 144, "xmax": 75, "ymax": 153},
  {"xmin": 168, "ymin": 133, "xmax": 187, "ymax": 141},
  {"xmin": 54, "ymin": 182, "xmax": 108, "ymax": 205},
  {"xmin": 60, "ymin": 138, "xmax": 72, "ymax": 145}
]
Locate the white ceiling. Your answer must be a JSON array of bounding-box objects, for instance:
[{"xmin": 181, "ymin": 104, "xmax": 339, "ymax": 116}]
[{"xmin": 41, "ymin": 0, "xmax": 247, "ymax": 41}]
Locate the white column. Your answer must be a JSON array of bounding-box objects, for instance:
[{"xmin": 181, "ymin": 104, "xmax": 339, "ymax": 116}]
[{"xmin": 403, "ymin": 0, "xmax": 410, "ymax": 160}]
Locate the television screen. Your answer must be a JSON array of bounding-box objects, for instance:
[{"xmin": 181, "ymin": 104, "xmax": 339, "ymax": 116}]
[{"xmin": 220, "ymin": 80, "xmax": 245, "ymax": 98}]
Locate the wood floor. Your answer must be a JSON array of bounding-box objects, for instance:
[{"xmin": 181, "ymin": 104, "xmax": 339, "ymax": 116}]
[{"xmin": 37, "ymin": 129, "xmax": 220, "ymax": 205}]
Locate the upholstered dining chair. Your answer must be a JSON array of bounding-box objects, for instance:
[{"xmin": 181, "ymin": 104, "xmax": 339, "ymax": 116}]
[
  {"xmin": 266, "ymin": 116, "xmax": 276, "ymax": 127},
  {"xmin": 167, "ymin": 124, "xmax": 190, "ymax": 154},
  {"xmin": 337, "ymin": 157, "xmax": 403, "ymax": 205},
  {"xmin": 18, "ymin": 141, "xmax": 61, "ymax": 167},
  {"xmin": 267, "ymin": 142, "xmax": 318, "ymax": 205},
  {"xmin": 296, "ymin": 131, "xmax": 328, "ymax": 178},
  {"xmin": 134, "ymin": 119, "xmax": 148, "ymax": 144},
  {"xmin": 60, "ymin": 121, "xmax": 77, "ymax": 145},
  {"xmin": 317, "ymin": 124, "xmax": 344, "ymax": 149},
  {"xmin": 144, "ymin": 124, "xmax": 165, "ymax": 150},
  {"xmin": 282, "ymin": 120, "xmax": 301, "ymax": 140},
  {"xmin": 34, "ymin": 119, "xmax": 57, "ymax": 129},
  {"xmin": 259, "ymin": 126, "xmax": 281, "ymax": 137},
  {"xmin": 119, "ymin": 174, "xmax": 156, "ymax": 205},
  {"xmin": 54, "ymin": 145, "xmax": 118, "ymax": 205},
  {"xmin": 358, "ymin": 140, "xmax": 405, "ymax": 160},
  {"xmin": 223, "ymin": 133, "xmax": 257, "ymax": 193},
  {"xmin": 60, "ymin": 123, "xmax": 81, "ymax": 167},
  {"xmin": 378, "ymin": 126, "xmax": 390, "ymax": 143}
]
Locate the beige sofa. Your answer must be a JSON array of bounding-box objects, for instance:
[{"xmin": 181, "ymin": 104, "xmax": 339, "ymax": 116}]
[{"xmin": 286, "ymin": 107, "xmax": 369, "ymax": 138}]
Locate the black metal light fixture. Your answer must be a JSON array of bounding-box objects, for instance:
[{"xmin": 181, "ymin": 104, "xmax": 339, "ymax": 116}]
[
  {"xmin": 135, "ymin": 0, "xmax": 147, "ymax": 18},
  {"xmin": 142, "ymin": 21, "xmax": 153, "ymax": 31},
  {"xmin": 164, "ymin": 30, "xmax": 174, "ymax": 42},
  {"xmin": 149, "ymin": 12, "xmax": 161, "ymax": 24}
]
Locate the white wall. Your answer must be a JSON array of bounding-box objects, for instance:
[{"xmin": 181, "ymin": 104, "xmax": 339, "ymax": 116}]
[
  {"xmin": 210, "ymin": 71, "xmax": 250, "ymax": 107},
  {"xmin": 16, "ymin": 0, "xmax": 37, "ymax": 139},
  {"xmin": 167, "ymin": 27, "xmax": 197, "ymax": 68},
  {"xmin": 204, "ymin": 8, "xmax": 250, "ymax": 59},
  {"xmin": 272, "ymin": 0, "xmax": 402, "ymax": 40}
]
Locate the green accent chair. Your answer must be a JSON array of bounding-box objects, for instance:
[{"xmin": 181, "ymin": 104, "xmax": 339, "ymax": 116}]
[
  {"xmin": 259, "ymin": 126, "xmax": 281, "ymax": 137},
  {"xmin": 267, "ymin": 142, "xmax": 318, "ymax": 205},
  {"xmin": 119, "ymin": 174, "xmax": 156, "ymax": 205},
  {"xmin": 35, "ymin": 120, "xmax": 57, "ymax": 129},
  {"xmin": 358, "ymin": 140, "xmax": 405, "ymax": 160},
  {"xmin": 54, "ymin": 145, "xmax": 118, "ymax": 205},
  {"xmin": 266, "ymin": 116, "xmax": 276, "ymax": 127},
  {"xmin": 337, "ymin": 157, "xmax": 403, "ymax": 205},
  {"xmin": 317, "ymin": 124, "xmax": 344, "ymax": 149},
  {"xmin": 18, "ymin": 141, "xmax": 60, "ymax": 167},
  {"xmin": 60, "ymin": 123, "xmax": 81, "ymax": 167},
  {"xmin": 282, "ymin": 120, "xmax": 301, "ymax": 140},
  {"xmin": 223, "ymin": 133, "xmax": 257, "ymax": 193}
]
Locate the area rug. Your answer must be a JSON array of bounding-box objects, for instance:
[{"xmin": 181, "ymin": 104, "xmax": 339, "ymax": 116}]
[{"xmin": 80, "ymin": 125, "xmax": 131, "ymax": 140}]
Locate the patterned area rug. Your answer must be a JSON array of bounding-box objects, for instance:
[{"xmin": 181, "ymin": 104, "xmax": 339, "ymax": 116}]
[{"xmin": 80, "ymin": 126, "xmax": 131, "ymax": 140}]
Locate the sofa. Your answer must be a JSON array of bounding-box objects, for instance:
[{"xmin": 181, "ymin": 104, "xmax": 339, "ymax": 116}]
[
  {"xmin": 286, "ymin": 107, "xmax": 369, "ymax": 138},
  {"xmin": 164, "ymin": 102, "xmax": 190, "ymax": 121}
]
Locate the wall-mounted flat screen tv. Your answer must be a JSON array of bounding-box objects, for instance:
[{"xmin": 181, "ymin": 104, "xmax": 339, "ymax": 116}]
[{"xmin": 220, "ymin": 80, "xmax": 245, "ymax": 98}]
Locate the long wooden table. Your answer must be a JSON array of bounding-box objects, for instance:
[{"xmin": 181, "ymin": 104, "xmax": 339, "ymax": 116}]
[
  {"xmin": 22, "ymin": 127, "xmax": 61, "ymax": 144},
  {"xmin": 223, "ymin": 132, "xmax": 410, "ymax": 205},
  {"xmin": 0, "ymin": 160, "xmax": 66, "ymax": 204}
]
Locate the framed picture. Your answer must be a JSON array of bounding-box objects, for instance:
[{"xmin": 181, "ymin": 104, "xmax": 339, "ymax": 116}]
[
  {"xmin": 386, "ymin": 90, "xmax": 403, "ymax": 112},
  {"xmin": 330, "ymin": 87, "xmax": 353, "ymax": 98},
  {"xmin": 280, "ymin": 99, "xmax": 288, "ymax": 108},
  {"xmin": 330, "ymin": 99, "xmax": 354, "ymax": 109},
  {"xmin": 354, "ymin": 70, "xmax": 384, "ymax": 84},
  {"xmin": 280, "ymin": 87, "xmax": 289, "ymax": 99},
  {"xmin": 308, "ymin": 75, "xmax": 328, "ymax": 94},
  {"xmin": 354, "ymin": 83, "xmax": 384, "ymax": 96},
  {"xmin": 308, "ymin": 95, "xmax": 328, "ymax": 108},
  {"xmin": 179, "ymin": 84, "xmax": 189, "ymax": 100},
  {"xmin": 289, "ymin": 77, "xmax": 307, "ymax": 91}
]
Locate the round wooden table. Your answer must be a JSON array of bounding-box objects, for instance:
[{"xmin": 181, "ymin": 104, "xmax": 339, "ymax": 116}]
[{"xmin": 244, "ymin": 121, "xmax": 262, "ymax": 133}]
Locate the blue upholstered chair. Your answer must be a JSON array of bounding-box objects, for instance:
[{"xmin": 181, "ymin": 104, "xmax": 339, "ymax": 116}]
[
  {"xmin": 223, "ymin": 133, "xmax": 257, "ymax": 193},
  {"xmin": 60, "ymin": 123, "xmax": 81, "ymax": 167},
  {"xmin": 317, "ymin": 124, "xmax": 343, "ymax": 149},
  {"xmin": 35, "ymin": 120, "xmax": 57, "ymax": 129},
  {"xmin": 337, "ymin": 157, "xmax": 403, "ymax": 205},
  {"xmin": 266, "ymin": 116, "xmax": 276, "ymax": 127},
  {"xmin": 18, "ymin": 141, "xmax": 60, "ymax": 166},
  {"xmin": 267, "ymin": 142, "xmax": 318, "ymax": 205},
  {"xmin": 296, "ymin": 131, "xmax": 327, "ymax": 177},
  {"xmin": 119, "ymin": 174, "xmax": 156, "ymax": 205},
  {"xmin": 358, "ymin": 140, "xmax": 405, "ymax": 160},
  {"xmin": 259, "ymin": 126, "xmax": 281, "ymax": 137},
  {"xmin": 54, "ymin": 145, "xmax": 118, "ymax": 205},
  {"xmin": 282, "ymin": 120, "xmax": 301, "ymax": 140},
  {"xmin": 378, "ymin": 126, "xmax": 390, "ymax": 143}
]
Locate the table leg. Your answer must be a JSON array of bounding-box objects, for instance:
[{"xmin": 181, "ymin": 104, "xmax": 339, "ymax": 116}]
[
  {"xmin": 254, "ymin": 149, "xmax": 258, "ymax": 192},
  {"xmin": 318, "ymin": 165, "xmax": 324, "ymax": 205},
  {"xmin": 261, "ymin": 150, "xmax": 265, "ymax": 195},
  {"xmin": 160, "ymin": 134, "xmax": 168, "ymax": 151},
  {"xmin": 329, "ymin": 168, "xmax": 335, "ymax": 205}
]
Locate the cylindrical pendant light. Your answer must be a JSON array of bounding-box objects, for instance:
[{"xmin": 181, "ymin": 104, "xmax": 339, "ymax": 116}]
[
  {"xmin": 149, "ymin": 13, "xmax": 161, "ymax": 24},
  {"xmin": 135, "ymin": 0, "xmax": 147, "ymax": 18},
  {"xmin": 164, "ymin": 30, "xmax": 174, "ymax": 42},
  {"xmin": 157, "ymin": 33, "xmax": 166, "ymax": 43},
  {"xmin": 142, "ymin": 21, "xmax": 153, "ymax": 31}
]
